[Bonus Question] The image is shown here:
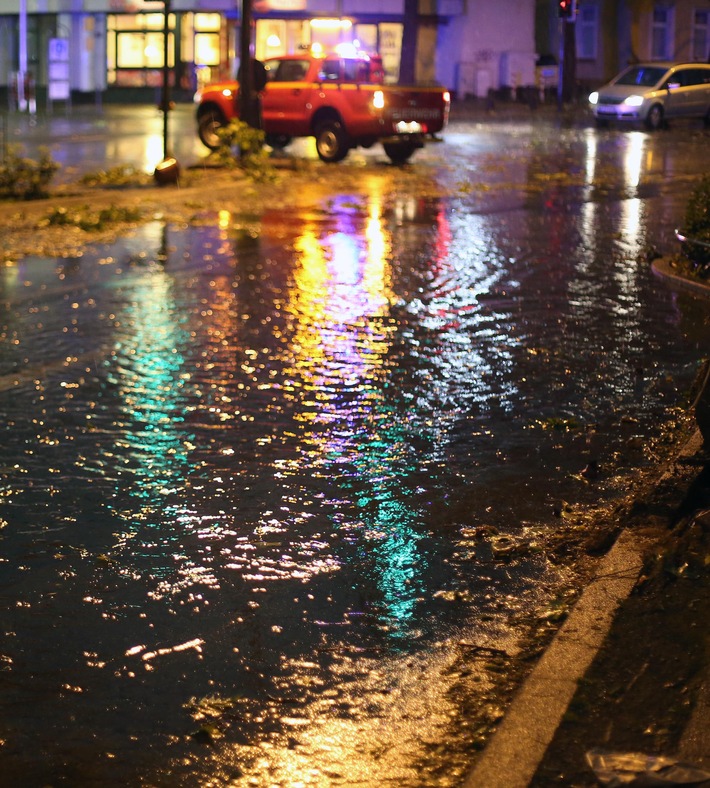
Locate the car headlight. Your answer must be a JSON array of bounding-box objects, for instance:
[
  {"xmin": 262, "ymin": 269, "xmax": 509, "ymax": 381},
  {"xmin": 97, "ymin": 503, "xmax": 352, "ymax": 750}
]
[
  {"xmin": 589, "ymin": 91, "xmax": 599, "ymax": 105},
  {"xmin": 623, "ymin": 95, "xmax": 644, "ymax": 107}
]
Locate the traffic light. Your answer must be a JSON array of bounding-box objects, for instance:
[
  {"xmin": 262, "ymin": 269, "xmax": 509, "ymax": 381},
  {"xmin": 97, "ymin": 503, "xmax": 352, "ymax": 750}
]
[{"xmin": 558, "ymin": 0, "xmax": 574, "ymax": 17}]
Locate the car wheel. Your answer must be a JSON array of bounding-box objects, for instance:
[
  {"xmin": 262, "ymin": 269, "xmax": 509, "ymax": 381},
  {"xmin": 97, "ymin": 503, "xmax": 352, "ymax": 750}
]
[
  {"xmin": 314, "ymin": 121, "xmax": 350, "ymax": 163},
  {"xmin": 645, "ymin": 104, "xmax": 664, "ymax": 131},
  {"xmin": 383, "ymin": 140, "xmax": 417, "ymax": 165},
  {"xmin": 198, "ymin": 109, "xmax": 226, "ymax": 150}
]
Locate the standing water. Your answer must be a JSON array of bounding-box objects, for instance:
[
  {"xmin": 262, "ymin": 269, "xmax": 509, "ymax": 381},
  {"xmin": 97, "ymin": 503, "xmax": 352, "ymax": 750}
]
[{"xmin": 1, "ymin": 121, "xmax": 709, "ymax": 786}]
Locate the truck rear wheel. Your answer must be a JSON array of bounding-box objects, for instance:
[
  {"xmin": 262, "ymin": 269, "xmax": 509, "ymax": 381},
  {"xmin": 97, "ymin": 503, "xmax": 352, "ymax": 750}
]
[
  {"xmin": 198, "ymin": 109, "xmax": 226, "ymax": 150},
  {"xmin": 314, "ymin": 121, "xmax": 350, "ymax": 163},
  {"xmin": 383, "ymin": 140, "xmax": 417, "ymax": 165}
]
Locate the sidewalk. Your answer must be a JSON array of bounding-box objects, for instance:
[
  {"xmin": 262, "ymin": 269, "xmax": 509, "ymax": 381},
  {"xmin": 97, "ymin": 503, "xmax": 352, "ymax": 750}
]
[{"xmin": 463, "ymin": 265, "xmax": 710, "ymax": 787}]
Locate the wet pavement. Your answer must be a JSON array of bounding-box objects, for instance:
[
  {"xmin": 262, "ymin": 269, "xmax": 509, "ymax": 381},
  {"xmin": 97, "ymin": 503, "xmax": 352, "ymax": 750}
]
[{"xmin": 1, "ymin": 104, "xmax": 710, "ymax": 786}]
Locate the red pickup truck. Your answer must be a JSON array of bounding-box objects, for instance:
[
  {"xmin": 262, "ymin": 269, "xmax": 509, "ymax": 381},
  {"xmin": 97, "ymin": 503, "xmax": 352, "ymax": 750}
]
[{"xmin": 194, "ymin": 51, "xmax": 450, "ymax": 164}]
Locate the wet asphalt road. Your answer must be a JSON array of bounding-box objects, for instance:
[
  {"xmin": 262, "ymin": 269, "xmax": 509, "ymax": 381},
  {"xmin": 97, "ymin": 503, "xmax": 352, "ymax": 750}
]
[{"xmin": 1, "ymin": 103, "xmax": 710, "ymax": 786}]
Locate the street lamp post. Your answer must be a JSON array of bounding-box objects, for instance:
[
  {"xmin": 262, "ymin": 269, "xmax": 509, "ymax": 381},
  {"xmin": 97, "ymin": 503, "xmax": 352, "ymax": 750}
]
[{"xmin": 154, "ymin": 0, "xmax": 180, "ymax": 184}]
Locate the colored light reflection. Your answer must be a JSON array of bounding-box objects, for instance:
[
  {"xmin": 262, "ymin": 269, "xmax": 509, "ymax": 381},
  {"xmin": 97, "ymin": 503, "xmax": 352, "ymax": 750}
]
[
  {"xmin": 100, "ymin": 243, "xmax": 200, "ymax": 582},
  {"xmin": 280, "ymin": 194, "xmax": 433, "ymax": 632}
]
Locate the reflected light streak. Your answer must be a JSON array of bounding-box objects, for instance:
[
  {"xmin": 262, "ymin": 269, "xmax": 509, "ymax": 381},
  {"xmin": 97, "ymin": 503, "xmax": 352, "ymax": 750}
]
[
  {"xmin": 624, "ymin": 132, "xmax": 645, "ymax": 190},
  {"xmin": 579, "ymin": 199, "xmax": 599, "ymax": 265},
  {"xmin": 283, "ymin": 202, "xmax": 429, "ymax": 633},
  {"xmin": 103, "ymin": 266, "xmax": 198, "ymax": 586},
  {"xmin": 583, "ymin": 128, "xmax": 597, "ymax": 197}
]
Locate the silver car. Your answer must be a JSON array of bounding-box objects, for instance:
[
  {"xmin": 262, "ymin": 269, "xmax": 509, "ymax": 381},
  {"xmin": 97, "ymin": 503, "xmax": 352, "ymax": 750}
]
[{"xmin": 589, "ymin": 62, "xmax": 710, "ymax": 129}]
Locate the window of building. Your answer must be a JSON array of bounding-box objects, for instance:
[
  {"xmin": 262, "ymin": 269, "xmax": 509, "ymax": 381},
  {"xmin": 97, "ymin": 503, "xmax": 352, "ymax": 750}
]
[
  {"xmin": 353, "ymin": 24, "xmax": 378, "ymax": 53},
  {"xmin": 576, "ymin": 3, "xmax": 598, "ymax": 60},
  {"xmin": 692, "ymin": 9, "xmax": 710, "ymax": 61},
  {"xmin": 651, "ymin": 6, "xmax": 674, "ymax": 60},
  {"xmin": 193, "ymin": 13, "xmax": 221, "ymax": 67},
  {"xmin": 107, "ymin": 13, "xmax": 175, "ymax": 87},
  {"xmin": 378, "ymin": 22, "xmax": 403, "ymax": 82}
]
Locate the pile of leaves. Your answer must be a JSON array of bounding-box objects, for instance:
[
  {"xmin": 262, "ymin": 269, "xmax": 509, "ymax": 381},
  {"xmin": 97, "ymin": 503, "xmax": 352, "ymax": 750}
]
[
  {"xmin": 0, "ymin": 145, "xmax": 59, "ymax": 200},
  {"xmin": 211, "ymin": 119, "xmax": 277, "ymax": 183}
]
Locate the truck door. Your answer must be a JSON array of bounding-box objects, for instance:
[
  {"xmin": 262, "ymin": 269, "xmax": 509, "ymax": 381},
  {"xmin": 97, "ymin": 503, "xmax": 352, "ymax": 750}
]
[{"xmin": 262, "ymin": 58, "xmax": 312, "ymax": 135}]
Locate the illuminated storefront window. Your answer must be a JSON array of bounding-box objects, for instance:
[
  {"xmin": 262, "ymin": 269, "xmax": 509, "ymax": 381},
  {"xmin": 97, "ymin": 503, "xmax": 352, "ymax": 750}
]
[
  {"xmin": 108, "ymin": 13, "xmax": 175, "ymax": 87},
  {"xmin": 193, "ymin": 13, "xmax": 221, "ymax": 67},
  {"xmin": 253, "ymin": 18, "xmax": 401, "ymax": 79},
  {"xmin": 107, "ymin": 11, "xmax": 225, "ymax": 89},
  {"xmin": 105, "ymin": 9, "xmax": 401, "ymax": 90}
]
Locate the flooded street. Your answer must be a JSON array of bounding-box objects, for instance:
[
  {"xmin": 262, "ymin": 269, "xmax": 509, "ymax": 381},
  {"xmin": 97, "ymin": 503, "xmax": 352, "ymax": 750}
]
[{"xmin": 1, "ymin": 113, "xmax": 710, "ymax": 786}]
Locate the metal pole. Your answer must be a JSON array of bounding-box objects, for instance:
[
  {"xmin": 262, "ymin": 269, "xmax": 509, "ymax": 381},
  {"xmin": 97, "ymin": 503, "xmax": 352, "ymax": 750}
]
[
  {"xmin": 18, "ymin": 0, "xmax": 27, "ymax": 110},
  {"xmin": 162, "ymin": 0, "xmax": 171, "ymax": 158},
  {"xmin": 153, "ymin": 0, "xmax": 179, "ymax": 184},
  {"xmin": 239, "ymin": 0, "xmax": 254, "ymax": 127}
]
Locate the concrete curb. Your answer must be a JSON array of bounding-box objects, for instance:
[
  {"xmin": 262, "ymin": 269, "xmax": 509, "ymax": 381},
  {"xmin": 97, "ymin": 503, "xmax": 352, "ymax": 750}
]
[
  {"xmin": 651, "ymin": 258, "xmax": 710, "ymax": 299},
  {"xmin": 463, "ymin": 429, "xmax": 706, "ymax": 788}
]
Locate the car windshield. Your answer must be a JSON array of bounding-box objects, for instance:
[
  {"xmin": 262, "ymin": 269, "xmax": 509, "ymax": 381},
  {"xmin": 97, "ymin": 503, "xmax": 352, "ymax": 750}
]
[{"xmin": 614, "ymin": 66, "xmax": 668, "ymax": 87}]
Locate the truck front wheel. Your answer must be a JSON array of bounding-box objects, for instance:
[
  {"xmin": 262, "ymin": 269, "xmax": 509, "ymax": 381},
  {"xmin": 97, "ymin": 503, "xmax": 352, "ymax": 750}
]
[
  {"xmin": 314, "ymin": 121, "xmax": 350, "ymax": 163},
  {"xmin": 383, "ymin": 140, "xmax": 417, "ymax": 165},
  {"xmin": 198, "ymin": 109, "xmax": 226, "ymax": 150}
]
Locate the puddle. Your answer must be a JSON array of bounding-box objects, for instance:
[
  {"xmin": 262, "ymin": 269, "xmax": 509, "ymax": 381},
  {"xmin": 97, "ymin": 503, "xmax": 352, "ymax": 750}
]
[{"xmin": 1, "ymin": 133, "xmax": 709, "ymax": 785}]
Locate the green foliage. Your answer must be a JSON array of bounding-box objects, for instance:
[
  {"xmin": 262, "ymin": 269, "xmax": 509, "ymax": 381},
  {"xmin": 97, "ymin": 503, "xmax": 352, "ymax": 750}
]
[
  {"xmin": 681, "ymin": 175, "xmax": 710, "ymax": 272},
  {"xmin": 213, "ymin": 119, "xmax": 277, "ymax": 182},
  {"xmin": 80, "ymin": 165, "xmax": 152, "ymax": 188},
  {"xmin": 0, "ymin": 145, "xmax": 60, "ymax": 199},
  {"xmin": 41, "ymin": 203, "xmax": 143, "ymax": 231}
]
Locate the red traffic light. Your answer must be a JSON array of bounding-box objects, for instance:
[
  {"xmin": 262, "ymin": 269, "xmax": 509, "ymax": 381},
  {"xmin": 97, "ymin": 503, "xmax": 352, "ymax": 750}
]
[{"xmin": 558, "ymin": 0, "xmax": 574, "ymax": 16}]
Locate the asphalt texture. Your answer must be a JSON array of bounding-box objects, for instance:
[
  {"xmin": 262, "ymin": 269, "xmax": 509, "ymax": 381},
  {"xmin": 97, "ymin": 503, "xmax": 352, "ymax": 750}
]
[{"xmin": 464, "ymin": 260, "xmax": 710, "ymax": 786}]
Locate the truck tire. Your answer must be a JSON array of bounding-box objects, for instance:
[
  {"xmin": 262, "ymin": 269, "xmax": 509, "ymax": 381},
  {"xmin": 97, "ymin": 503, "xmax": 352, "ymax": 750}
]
[
  {"xmin": 198, "ymin": 108, "xmax": 226, "ymax": 150},
  {"xmin": 383, "ymin": 140, "xmax": 417, "ymax": 165},
  {"xmin": 314, "ymin": 121, "xmax": 350, "ymax": 163}
]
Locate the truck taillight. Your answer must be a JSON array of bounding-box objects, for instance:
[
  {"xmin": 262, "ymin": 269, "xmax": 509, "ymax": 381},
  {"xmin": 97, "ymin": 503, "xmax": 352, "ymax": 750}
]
[
  {"xmin": 443, "ymin": 91, "xmax": 451, "ymax": 104},
  {"xmin": 373, "ymin": 90, "xmax": 385, "ymax": 110}
]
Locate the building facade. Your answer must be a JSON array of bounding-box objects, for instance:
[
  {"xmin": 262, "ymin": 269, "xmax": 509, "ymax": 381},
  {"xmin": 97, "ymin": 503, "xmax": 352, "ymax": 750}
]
[
  {"xmin": 537, "ymin": 0, "xmax": 710, "ymax": 94},
  {"xmin": 0, "ymin": 0, "xmax": 540, "ymax": 108}
]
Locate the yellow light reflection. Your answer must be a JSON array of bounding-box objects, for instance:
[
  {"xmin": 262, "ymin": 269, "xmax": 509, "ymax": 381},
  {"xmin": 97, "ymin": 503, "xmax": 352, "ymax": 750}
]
[
  {"xmin": 583, "ymin": 127, "xmax": 597, "ymax": 195},
  {"xmin": 624, "ymin": 131, "xmax": 645, "ymax": 190},
  {"xmin": 279, "ymin": 197, "xmax": 440, "ymax": 628}
]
